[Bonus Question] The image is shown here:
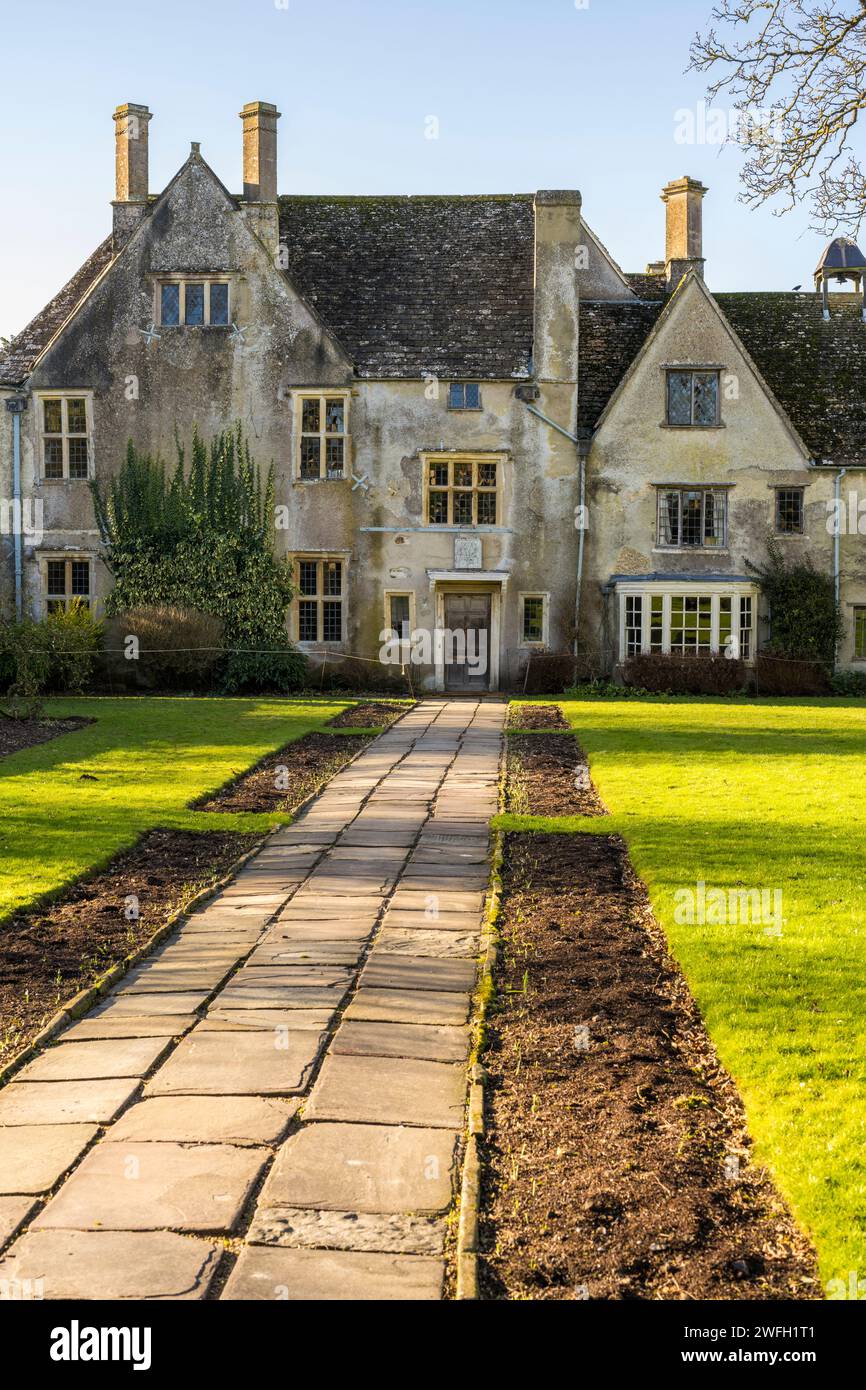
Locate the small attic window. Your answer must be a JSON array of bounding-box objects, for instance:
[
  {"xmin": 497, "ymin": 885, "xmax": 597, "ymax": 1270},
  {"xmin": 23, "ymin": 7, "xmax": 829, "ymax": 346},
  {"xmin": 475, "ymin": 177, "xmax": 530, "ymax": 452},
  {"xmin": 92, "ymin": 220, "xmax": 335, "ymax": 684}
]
[
  {"xmin": 158, "ymin": 279, "xmax": 230, "ymax": 327},
  {"xmin": 666, "ymin": 370, "xmax": 720, "ymax": 427},
  {"xmin": 448, "ymin": 383, "xmax": 482, "ymax": 411}
]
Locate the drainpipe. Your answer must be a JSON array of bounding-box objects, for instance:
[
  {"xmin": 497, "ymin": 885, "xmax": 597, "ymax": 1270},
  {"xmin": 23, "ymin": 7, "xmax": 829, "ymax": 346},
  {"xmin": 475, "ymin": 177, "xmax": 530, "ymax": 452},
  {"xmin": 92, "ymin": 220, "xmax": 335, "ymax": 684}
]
[
  {"xmin": 834, "ymin": 466, "xmax": 847, "ymax": 669},
  {"xmin": 522, "ymin": 402, "xmax": 589, "ymax": 658},
  {"xmin": 4, "ymin": 395, "xmax": 28, "ymax": 620}
]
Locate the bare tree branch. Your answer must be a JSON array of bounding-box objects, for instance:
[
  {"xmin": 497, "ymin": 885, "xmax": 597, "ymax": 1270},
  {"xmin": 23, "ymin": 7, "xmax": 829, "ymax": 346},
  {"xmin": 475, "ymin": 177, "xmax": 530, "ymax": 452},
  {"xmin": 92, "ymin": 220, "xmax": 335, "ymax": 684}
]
[{"xmin": 690, "ymin": 0, "xmax": 866, "ymax": 233}]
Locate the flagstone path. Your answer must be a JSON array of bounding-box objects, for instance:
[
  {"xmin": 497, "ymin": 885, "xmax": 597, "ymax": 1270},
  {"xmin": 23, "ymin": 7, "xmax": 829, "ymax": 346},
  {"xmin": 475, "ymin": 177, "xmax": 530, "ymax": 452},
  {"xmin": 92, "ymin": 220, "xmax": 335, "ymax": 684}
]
[{"xmin": 0, "ymin": 699, "xmax": 504, "ymax": 1301}]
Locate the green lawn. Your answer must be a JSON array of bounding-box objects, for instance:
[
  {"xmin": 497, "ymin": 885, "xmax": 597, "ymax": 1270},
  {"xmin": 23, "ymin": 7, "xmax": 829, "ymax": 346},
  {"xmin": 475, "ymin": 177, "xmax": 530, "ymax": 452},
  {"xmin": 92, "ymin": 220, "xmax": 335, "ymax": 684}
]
[
  {"xmin": 0, "ymin": 695, "xmax": 372, "ymax": 921},
  {"xmin": 499, "ymin": 697, "xmax": 866, "ymax": 1291}
]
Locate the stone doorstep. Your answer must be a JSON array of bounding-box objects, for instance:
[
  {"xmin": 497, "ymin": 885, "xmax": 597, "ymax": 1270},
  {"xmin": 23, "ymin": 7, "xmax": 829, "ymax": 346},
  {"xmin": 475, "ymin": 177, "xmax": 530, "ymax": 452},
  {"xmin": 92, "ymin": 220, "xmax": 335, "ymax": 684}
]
[
  {"xmin": 247, "ymin": 1207, "xmax": 445, "ymax": 1256},
  {"xmin": 0, "ymin": 1079, "xmax": 141, "ymax": 1127},
  {"xmin": 331, "ymin": 1019, "xmax": 471, "ymax": 1063},
  {"xmin": 31, "ymin": 1141, "xmax": 270, "ymax": 1234},
  {"xmin": 221, "ymin": 1244, "xmax": 443, "ymax": 1301},
  {"xmin": 143, "ymin": 1028, "xmax": 328, "ymax": 1097},
  {"xmin": 305, "ymin": 1054, "xmax": 466, "ymax": 1128},
  {"xmin": 14, "ymin": 1036, "xmax": 173, "ymax": 1084},
  {"xmin": 105, "ymin": 1095, "xmax": 298, "ymax": 1146},
  {"xmin": 0, "ymin": 1124, "xmax": 98, "ymax": 1196},
  {"xmin": 0, "ymin": 1229, "xmax": 222, "ymax": 1300}
]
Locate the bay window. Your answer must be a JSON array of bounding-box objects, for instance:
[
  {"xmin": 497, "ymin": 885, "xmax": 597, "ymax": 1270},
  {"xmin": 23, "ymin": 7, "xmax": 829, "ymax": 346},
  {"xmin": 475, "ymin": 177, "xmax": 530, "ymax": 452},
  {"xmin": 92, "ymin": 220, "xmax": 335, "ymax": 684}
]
[{"xmin": 619, "ymin": 584, "xmax": 756, "ymax": 662}]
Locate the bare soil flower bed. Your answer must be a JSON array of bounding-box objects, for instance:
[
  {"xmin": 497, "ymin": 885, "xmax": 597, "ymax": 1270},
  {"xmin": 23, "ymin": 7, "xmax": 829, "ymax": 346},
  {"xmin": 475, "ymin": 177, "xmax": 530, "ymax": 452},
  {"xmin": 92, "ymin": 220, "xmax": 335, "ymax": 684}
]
[
  {"xmin": 196, "ymin": 732, "xmax": 372, "ymax": 814},
  {"xmin": 0, "ymin": 828, "xmax": 260, "ymax": 1068},
  {"xmin": 479, "ymin": 831, "xmax": 820, "ymax": 1301},
  {"xmin": 506, "ymin": 704, "xmax": 570, "ymax": 731},
  {"xmin": 327, "ymin": 702, "xmax": 408, "ymax": 729},
  {"xmin": 507, "ymin": 732, "xmax": 607, "ymax": 817},
  {"xmin": 0, "ymin": 716, "xmax": 93, "ymax": 761}
]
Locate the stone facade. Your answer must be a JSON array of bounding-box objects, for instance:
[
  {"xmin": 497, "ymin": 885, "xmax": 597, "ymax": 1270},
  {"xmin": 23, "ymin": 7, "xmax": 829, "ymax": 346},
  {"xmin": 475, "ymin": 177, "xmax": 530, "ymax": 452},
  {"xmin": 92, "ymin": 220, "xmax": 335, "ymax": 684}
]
[{"xmin": 2, "ymin": 101, "xmax": 865, "ymax": 686}]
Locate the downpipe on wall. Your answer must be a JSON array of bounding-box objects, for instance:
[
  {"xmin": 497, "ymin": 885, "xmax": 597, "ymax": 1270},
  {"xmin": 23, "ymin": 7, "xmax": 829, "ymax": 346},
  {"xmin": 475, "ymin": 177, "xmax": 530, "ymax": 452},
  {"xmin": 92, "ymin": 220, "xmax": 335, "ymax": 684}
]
[{"xmin": 834, "ymin": 466, "xmax": 847, "ymax": 670}]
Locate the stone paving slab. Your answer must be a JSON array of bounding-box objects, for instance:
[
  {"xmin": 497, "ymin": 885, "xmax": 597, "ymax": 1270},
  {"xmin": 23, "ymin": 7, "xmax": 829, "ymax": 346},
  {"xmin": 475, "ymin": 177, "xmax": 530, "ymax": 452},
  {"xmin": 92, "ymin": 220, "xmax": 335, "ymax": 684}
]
[
  {"xmin": 89, "ymin": 991, "xmax": 209, "ymax": 1017},
  {"xmin": 0, "ymin": 1079, "xmax": 140, "ymax": 1127},
  {"xmin": 15, "ymin": 1037, "xmax": 172, "ymax": 1084},
  {"xmin": 106, "ymin": 1096, "xmax": 297, "ymax": 1146},
  {"xmin": 246, "ymin": 941, "xmax": 364, "ymax": 966},
  {"xmin": 376, "ymin": 927, "xmax": 480, "ymax": 958},
  {"xmin": 362, "ymin": 956, "xmax": 477, "ymax": 994},
  {"xmin": 306, "ymin": 1054, "xmax": 466, "ymax": 1128},
  {"xmin": 258, "ymin": 1122, "xmax": 457, "ymax": 1214},
  {"xmin": 0, "ymin": 1196, "xmax": 36, "ymax": 1250},
  {"xmin": 32, "ymin": 1141, "xmax": 269, "ymax": 1233},
  {"xmin": 199, "ymin": 1007, "xmax": 336, "ymax": 1033},
  {"xmin": 59, "ymin": 1015, "xmax": 198, "ymax": 1041},
  {"xmin": 331, "ymin": 1020, "xmax": 470, "ymax": 1063},
  {"xmin": 116, "ymin": 962, "xmax": 236, "ymax": 994},
  {"xmin": 222, "ymin": 1245, "xmax": 443, "ymax": 1301},
  {"xmin": 231, "ymin": 964, "xmax": 352, "ymax": 985},
  {"xmin": 389, "ymin": 889, "xmax": 485, "ymax": 913},
  {"xmin": 248, "ymin": 1207, "xmax": 444, "ymax": 1255},
  {"xmin": 144, "ymin": 1029, "xmax": 327, "ymax": 1096},
  {"xmin": 216, "ymin": 980, "xmax": 350, "ymax": 1011},
  {"xmin": 382, "ymin": 909, "xmax": 482, "ymax": 933},
  {"xmin": 0, "ymin": 1124, "xmax": 98, "ymax": 1195},
  {"xmin": 0, "ymin": 1229, "xmax": 221, "ymax": 1299},
  {"xmin": 345, "ymin": 987, "xmax": 470, "ymax": 1026}
]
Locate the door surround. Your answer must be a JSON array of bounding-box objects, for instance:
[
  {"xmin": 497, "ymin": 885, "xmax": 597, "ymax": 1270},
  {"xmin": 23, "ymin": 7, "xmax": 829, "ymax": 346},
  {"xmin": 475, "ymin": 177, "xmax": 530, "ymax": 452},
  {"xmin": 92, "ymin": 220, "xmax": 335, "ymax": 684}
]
[{"xmin": 429, "ymin": 573, "xmax": 506, "ymax": 692}]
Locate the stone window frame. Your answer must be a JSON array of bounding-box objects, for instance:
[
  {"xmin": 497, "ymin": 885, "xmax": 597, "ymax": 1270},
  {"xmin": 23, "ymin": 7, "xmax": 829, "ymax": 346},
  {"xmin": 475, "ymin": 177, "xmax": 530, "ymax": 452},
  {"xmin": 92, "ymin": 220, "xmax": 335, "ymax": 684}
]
[
  {"xmin": 854, "ymin": 606, "xmax": 866, "ymax": 662},
  {"xmin": 775, "ymin": 486, "xmax": 806, "ymax": 536},
  {"xmin": 34, "ymin": 392, "xmax": 94, "ymax": 484},
  {"xmin": 383, "ymin": 589, "xmax": 417, "ymax": 643},
  {"xmin": 40, "ymin": 552, "xmax": 93, "ymax": 615},
  {"xmin": 655, "ymin": 485, "xmax": 730, "ymax": 550},
  {"xmin": 518, "ymin": 592, "xmax": 550, "ymax": 648},
  {"xmin": 663, "ymin": 367, "xmax": 723, "ymax": 428},
  {"xmin": 422, "ymin": 452, "xmax": 504, "ymax": 529},
  {"xmin": 616, "ymin": 580, "xmax": 758, "ymax": 663},
  {"xmin": 155, "ymin": 276, "xmax": 232, "ymax": 328},
  {"xmin": 290, "ymin": 552, "xmax": 349, "ymax": 647},
  {"xmin": 292, "ymin": 392, "xmax": 351, "ymax": 482}
]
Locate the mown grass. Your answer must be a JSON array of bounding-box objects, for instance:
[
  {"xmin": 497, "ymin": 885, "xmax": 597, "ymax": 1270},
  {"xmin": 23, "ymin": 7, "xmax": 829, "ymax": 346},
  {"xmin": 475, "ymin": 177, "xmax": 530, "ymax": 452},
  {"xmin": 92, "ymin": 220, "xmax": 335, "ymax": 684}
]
[
  {"xmin": 501, "ymin": 696, "xmax": 866, "ymax": 1290},
  {"xmin": 0, "ymin": 695, "xmax": 370, "ymax": 921}
]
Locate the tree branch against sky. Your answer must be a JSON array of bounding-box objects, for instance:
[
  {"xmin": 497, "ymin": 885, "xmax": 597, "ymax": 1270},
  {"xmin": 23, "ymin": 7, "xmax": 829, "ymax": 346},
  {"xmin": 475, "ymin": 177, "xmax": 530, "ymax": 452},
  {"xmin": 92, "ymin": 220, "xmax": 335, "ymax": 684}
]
[{"xmin": 690, "ymin": 0, "xmax": 866, "ymax": 233}]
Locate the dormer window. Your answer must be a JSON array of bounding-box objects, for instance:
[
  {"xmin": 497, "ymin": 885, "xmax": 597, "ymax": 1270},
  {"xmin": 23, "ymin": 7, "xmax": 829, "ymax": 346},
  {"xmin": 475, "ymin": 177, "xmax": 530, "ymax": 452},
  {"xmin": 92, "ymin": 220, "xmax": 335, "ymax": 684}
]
[
  {"xmin": 666, "ymin": 369, "xmax": 720, "ymax": 427},
  {"xmin": 158, "ymin": 279, "xmax": 230, "ymax": 327},
  {"xmin": 448, "ymin": 383, "xmax": 482, "ymax": 411}
]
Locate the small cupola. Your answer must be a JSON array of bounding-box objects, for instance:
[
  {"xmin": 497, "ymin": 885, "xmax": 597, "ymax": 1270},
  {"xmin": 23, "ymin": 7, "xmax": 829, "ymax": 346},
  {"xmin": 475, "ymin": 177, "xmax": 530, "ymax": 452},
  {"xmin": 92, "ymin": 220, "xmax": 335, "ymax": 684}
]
[{"xmin": 814, "ymin": 236, "xmax": 866, "ymax": 319}]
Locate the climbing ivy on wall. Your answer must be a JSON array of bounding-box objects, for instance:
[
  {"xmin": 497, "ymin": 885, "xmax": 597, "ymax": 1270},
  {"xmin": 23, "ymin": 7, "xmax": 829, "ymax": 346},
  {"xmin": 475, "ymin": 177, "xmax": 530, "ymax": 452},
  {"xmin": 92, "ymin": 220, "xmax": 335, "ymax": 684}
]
[
  {"xmin": 91, "ymin": 425, "xmax": 305, "ymax": 690},
  {"xmin": 749, "ymin": 537, "xmax": 843, "ymax": 668}
]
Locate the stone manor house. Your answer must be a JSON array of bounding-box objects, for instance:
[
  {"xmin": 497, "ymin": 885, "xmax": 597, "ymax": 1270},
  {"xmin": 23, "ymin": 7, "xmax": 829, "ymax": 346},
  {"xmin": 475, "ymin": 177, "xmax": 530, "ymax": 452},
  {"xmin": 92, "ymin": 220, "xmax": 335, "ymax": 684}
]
[{"xmin": 2, "ymin": 100, "xmax": 866, "ymax": 690}]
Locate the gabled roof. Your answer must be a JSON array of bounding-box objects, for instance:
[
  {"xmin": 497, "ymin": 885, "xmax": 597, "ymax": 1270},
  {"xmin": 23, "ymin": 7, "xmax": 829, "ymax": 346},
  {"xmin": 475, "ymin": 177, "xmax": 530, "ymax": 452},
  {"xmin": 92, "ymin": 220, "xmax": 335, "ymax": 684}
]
[
  {"xmin": 0, "ymin": 238, "xmax": 113, "ymax": 386},
  {"xmin": 278, "ymin": 195, "xmax": 536, "ymax": 379}
]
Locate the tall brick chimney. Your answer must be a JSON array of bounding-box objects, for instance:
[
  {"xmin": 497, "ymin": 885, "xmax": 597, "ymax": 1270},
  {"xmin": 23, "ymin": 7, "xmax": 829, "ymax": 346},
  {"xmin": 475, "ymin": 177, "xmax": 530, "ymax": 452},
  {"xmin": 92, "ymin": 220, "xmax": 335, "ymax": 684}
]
[
  {"xmin": 661, "ymin": 176, "xmax": 707, "ymax": 290},
  {"xmin": 112, "ymin": 102, "xmax": 151, "ymax": 250},
  {"xmin": 239, "ymin": 101, "xmax": 281, "ymax": 254}
]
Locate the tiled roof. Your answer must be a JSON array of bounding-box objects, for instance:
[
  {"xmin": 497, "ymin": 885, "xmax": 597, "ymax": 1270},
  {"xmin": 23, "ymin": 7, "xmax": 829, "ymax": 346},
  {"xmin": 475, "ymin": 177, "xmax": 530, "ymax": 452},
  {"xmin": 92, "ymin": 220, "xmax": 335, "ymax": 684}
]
[
  {"xmin": 278, "ymin": 195, "xmax": 536, "ymax": 379},
  {"xmin": 718, "ymin": 292, "xmax": 866, "ymax": 462},
  {"xmin": 0, "ymin": 238, "xmax": 113, "ymax": 386},
  {"xmin": 578, "ymin": 299, "xmax": 664, "ymax": 430}
]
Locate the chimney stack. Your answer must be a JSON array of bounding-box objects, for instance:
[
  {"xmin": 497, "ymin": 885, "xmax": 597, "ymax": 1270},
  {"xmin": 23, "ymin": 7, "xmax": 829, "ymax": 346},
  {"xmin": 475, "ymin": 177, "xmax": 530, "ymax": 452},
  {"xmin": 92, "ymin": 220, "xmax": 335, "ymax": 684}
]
[
  {"xmin": 239, "ymin": 101, "xmax": 281, "ymax": 255},
  {"xmin": 661, "ymin": 176, "xmax": 707, "ymax": 290},
  {"xmin": 112, "ymin": 102, "xmax": 151, "ymax": 249}
]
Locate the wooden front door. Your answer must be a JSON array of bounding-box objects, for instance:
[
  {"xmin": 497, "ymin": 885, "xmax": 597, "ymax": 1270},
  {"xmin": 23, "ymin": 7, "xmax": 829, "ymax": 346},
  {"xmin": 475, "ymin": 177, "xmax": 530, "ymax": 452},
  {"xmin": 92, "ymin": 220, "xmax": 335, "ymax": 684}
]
[{"xmin": 444, "ymin": 593, "xmax": 491, "ymax": 691}]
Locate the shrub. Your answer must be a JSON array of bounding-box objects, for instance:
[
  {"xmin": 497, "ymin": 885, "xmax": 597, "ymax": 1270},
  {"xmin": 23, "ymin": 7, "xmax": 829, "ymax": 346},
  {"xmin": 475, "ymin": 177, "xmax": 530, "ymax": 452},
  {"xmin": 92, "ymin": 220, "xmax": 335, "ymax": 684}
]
[
  {"xmin": 830, "ymin": 670, "xmax": 866, "ymax": 697},
  {"xmin": 755, "ymin": 653, "xmax": 832, "ymax": 696},
  {"xmin": 749, "ymin": 537, "xmax": 842, "ymax": 667},
  {"xmin": 91, "ymin": 426, "xmax": 306, "ymax": 693},
  {"xmin": 103, "ymin": 606, "xmax": 224, "ymax": 691},
  {"xmin": 519, "ymin": 652, "xmax": 581, "ymax": 695},
  {"xmin": 44, "ymin": 600, "xmax": 103, "ymax": 694},
  {"xmin": 621, "ymin": 653, "xmax": 748, "ymax": 696},
  {"xmin": 317, "ymin": 656, "xmax": 409, "ymax": 694},
  {"xmin": 566, "ymin": 678, "xmax": 652, "ymax": 699}
]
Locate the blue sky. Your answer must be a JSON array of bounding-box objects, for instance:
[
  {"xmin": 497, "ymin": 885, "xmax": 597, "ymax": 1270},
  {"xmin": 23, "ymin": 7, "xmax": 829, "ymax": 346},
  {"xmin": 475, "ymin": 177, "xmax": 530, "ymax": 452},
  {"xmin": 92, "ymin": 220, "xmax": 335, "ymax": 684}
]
[{"xmin": 0, "ymin": 0, "xmax": 845, "ymax": 341}]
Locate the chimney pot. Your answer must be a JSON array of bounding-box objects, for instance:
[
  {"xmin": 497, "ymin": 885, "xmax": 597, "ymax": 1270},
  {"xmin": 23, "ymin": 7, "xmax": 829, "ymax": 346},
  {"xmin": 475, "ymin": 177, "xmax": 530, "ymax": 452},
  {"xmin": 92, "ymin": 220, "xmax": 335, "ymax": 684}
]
[
  {"xmin": 239, "ymin": 100, "xmax": 281, "ymax": 203},
  {"xmin": 661, "ymin": 176, "xmax": 707, "ymax": 290}
]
